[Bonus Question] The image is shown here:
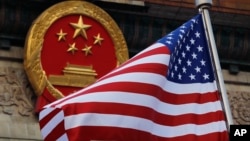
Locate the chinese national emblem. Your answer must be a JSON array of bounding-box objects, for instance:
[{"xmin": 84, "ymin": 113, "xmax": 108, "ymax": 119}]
[{"xmin": 24, "ymin": 1, "xmax": 129, "ymax": 112}]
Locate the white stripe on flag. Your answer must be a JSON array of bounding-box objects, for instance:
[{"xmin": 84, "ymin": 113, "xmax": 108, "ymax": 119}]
[
  {"xmin": 134, "ymin": 42, "xmax": 166, "ymax": 56},
  {"xmin": 39, "ymin": 107, "xmax": 54, "ymax": 120},
  {"xmin": 64, "ymin": 113, "xmax": 227, "ymax": 138},
  {"xmin": 41, "ymin": 109, "xmax": 64, "ymax": 138},
  {"xmin": 78, "ymin": 72, "xmax": 217, "ymax": 95},
  {"xmin": 105, "ymin": 54, "xmax": 170, "ymax": 76},
  {"xmin": 164, "ymin": 80, "xmax": 218, "ymax": 94},
  {"xmin": 57, "ymin": 133, "xmax": 69, "ymax": 141},
  {"xmin": 55, "ymin": 91, "xmax": 222, "ymax": 116}
]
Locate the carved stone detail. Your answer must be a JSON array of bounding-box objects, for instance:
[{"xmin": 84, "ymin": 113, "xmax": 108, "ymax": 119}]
[
  {"xmin": 228, "ymin": 91, "xmax": 250, "ymax": 124},
  {"xmin": 0, "ymin": 67, "xmax": 35, "ymax": 117}
]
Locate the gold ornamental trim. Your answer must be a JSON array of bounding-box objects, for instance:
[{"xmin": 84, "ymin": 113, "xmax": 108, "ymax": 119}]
[{"xmin": 24, "ymin": 1, "xmax": 129, "ymax": 99}]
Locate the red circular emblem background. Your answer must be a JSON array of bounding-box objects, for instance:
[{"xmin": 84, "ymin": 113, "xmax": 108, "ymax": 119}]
[
  {"xmin": 24, "ymin": 1, "xmax": 128, "ymax": 112},
  {"xmin": 41, "ymin": 14, "xmax": 117, "ymax": 96}
]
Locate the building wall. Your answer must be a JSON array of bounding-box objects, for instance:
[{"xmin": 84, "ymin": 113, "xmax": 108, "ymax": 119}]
[
  {"xmin": 223, "ymin": 70, "xmax": 250, "ymax": 125},
  {"xmin": 0, "ymin": 47, "xmax": 42, "ymax": 140}
]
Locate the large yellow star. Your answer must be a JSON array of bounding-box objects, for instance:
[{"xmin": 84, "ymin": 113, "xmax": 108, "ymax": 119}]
[
  {"xmin": 56, "ymin": 29, "xmax": 67, "ymax": 41},
  {"xmin": 82, "ymin": 45, "xmax": 92, "ymax": 56},
  {"xmin": 93, "ymin": 33, "xmax": 104, "ymax": 45},
  {"xmin": 67, "ymin": 43, "xmax": 78, "ymax": 54},
  {"xmin": 70, "ymin": 16, "xmax": 92, "ymax": 39}
]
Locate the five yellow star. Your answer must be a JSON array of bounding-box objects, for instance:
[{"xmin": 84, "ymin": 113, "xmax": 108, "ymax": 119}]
[
  {"xmin": 56, "ymin": 29, "xmax": 67, "ymax": 41},
  {"xmin": 82, "ymin": 45, "xmax": 92, "ymax": 56},
  {"xmin": 67, "ymin": 43, "xmax": 78, "ymax": 54},
  {"xmin": 70, "ymin": 16, "xmax": 92, "ymax": 39},
  {"xmin": 57, "ymin": 16, "xmax": 105, "ymax": 56},
  {"xmin": 93, "ymin": 33, "xmax": 104, "ymax": 45}
]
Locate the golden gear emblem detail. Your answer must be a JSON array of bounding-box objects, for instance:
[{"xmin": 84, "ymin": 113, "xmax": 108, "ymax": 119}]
[{"xmin": 24, "ymin": 1, "xmax": 129, "ymax": 110}]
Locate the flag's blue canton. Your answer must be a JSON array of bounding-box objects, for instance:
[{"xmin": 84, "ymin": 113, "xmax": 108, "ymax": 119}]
[{"xmin": 158, "ymin": 14, "xmax": 215, "ymax": 84}]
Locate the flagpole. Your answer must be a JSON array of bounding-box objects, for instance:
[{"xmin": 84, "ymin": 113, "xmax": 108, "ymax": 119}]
[{"xmin": 195, "ymin": 0, "xmax": 233, "ymax": 130}]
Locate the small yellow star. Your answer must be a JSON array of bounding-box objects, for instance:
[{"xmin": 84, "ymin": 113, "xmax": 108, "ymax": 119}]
[
  {"xmin": 70, "ymin": 16, "xmax": 92, "ymax": 39},
  {"xmin": 93, "ymin": 33, "xmax": 104, "ymax": 45},
  {"xmin": 67, "ymin": 43, "xmax": 78, "ymax": 54},
  {"xmin": 82, "ymin": 45, "xmax": 92, "ymax": 56},
  {"xmin": 56, "ymin": 29, "xmax": 67, "ymax": 41}
]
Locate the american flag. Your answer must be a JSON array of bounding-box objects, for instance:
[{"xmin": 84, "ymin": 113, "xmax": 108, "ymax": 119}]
[{"xmin": 39, "ymin": 14, "xmax": 229, "ymax": 141}]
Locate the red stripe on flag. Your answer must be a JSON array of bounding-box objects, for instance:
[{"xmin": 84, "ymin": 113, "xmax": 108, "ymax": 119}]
[
  {"xmin": 39, "ymin": 108, "xmax": 61, "ymax": 129},
  {"xmin": 43, "ymin": 121, "xmax": 66, "ymax": 141},
  {"xmin": 65, "ymin": 126, "xmax": 229, "ymax": 141},
  {"xmin": 117, "ymin": 45, "xmax": 170, "ymax": 68},
  {"xmin": 39, "ymin": 108, "xmax": 68, "ymax": 141},
  {"xmin": 63, "ymin": 102, "xmax": 226, "ymax": 126},
  {"xmin": 73, "ymin": 82, "xmax": 220, "ymax": 104}
]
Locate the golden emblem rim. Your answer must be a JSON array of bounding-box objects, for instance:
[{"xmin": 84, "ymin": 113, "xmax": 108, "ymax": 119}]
[{"xmin": 24, "ymin": 1, "xmax": 129, "ymax": 99}]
